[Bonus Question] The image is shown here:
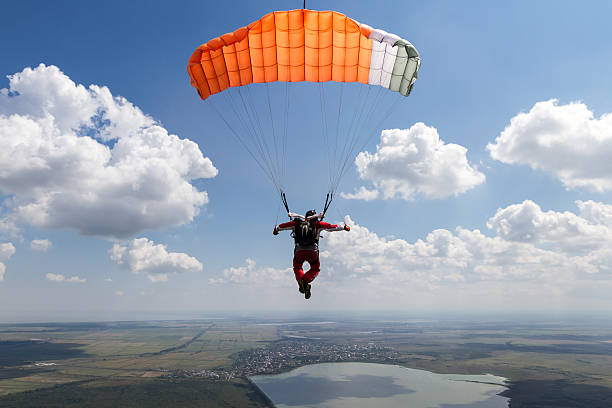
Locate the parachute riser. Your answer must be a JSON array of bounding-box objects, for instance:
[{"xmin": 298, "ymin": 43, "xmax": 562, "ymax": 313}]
[
  {"xmin": 322, "ymin": 192, "xmax": 333, "ymax": 218},
  {"xmin": 281, "ymin": 190, "xmax": 290, "ymax": 216},
  {"xmin": 281, "ymin": 190, "xmax": 332, "ymax": 221}
]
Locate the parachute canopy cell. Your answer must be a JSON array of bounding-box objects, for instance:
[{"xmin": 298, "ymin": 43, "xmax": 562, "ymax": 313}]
[{"xmin": 187, "ymin": 9, "xmax": 421, "ymax": 100}]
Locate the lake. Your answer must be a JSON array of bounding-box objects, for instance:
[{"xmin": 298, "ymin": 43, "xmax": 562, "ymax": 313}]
[{"xmin": 251, "ymin": 362, "xmax": 508, "ymax": 408}]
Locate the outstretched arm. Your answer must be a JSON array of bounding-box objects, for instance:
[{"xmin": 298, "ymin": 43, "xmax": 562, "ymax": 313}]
[
  {"xmin": 273, "ymin": 220, "xmax": 297, "ymax": 235},
  {"xmin": 317, "ymin": 221, "xmax": 350, "ymax": 232}
]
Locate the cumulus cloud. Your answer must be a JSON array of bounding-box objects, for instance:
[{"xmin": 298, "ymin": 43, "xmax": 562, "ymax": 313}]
[
  {"xmin": 576, "ymin": 200, "xmax": 612, "ymax": 227},
  {"xmin": 0, "ymin": 217, "xmax": 19, "ymax": 239},
  {"xmin": 109, "ymin": 237, "xmax": 203, "ymax": 282},
  {"xmin": 30, "ymin": 239, "xmax": 52, "ymax": 252},
  {"xmin": 340, "ymin": 186, "xmax": 379, "ymax": 201},
  {"xmin": 0, "ymin": 243, "xmax": 14, "ymax": 260},
  {"xmin": 45, "ymin": 273, "xmax": 86, "ymax": 283},
  {"xmin": 342, "ymin": 123, "xmax": 485, "ymax": 200},
  {"xmin": 320, "ymin": 200, "xmax": 612, "ymax": 294},
  {"xmin": 486, "ymin": 200, "xmax": 612, "ymax": 253},
  {"xmin": 209, "ymin": 258, "xmax": 292, "ymax": 286},
  {"xmin": 0, "ymin": 242, "xmax": 15, "ymax": 281},
  {"xmin": 488, "ymin": 99, "xmax": 612, "ymax": 192},
  {"xmin": 0, "ymin": 64, "xmax": 217, "ymax": 238},
  {"xmin": 208, "ymin": 201, "xmax": 612, "ymax": 308},
  {"xmin": 322, "ymin": 216, "xmax": 573, "ymax": 289}
]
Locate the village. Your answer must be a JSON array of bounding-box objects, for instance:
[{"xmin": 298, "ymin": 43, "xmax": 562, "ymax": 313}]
[{"xmin": 163, "ymin": 340, "xmax": 400, "ymax": 380}]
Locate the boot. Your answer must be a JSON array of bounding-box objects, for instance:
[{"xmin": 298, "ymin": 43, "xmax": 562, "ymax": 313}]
[{"xmin": 304, "ymin": 282, "xmax": 312, "ymax": 299}]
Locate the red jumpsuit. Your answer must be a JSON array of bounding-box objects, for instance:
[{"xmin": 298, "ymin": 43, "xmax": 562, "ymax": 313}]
[{"xmin": 277, "ymin": 220, "xmax": 343, "ymax": 284}]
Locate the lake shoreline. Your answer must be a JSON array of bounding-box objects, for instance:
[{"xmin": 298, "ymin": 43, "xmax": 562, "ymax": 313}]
[
  {"xmin": 250, "ymin": 362, "xmax": 509, "ymax": 408},
  {"xmin": 246, "ymin": 377, "xmax": 277, "ymax": 408}
]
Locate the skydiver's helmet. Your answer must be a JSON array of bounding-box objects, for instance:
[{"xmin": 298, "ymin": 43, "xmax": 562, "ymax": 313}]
[{"xmin": 305, "ymin": 210, "xmax": 317, "ymax": 220}]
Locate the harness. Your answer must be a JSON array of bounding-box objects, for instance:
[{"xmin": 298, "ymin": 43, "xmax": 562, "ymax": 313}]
[
  {"xmin": 292, "ymin": 218, "xmax": 318, "ymax": 246},
  {"xmin": 279, "ymin": 190, "xmax": 332, "ymax": 249}
]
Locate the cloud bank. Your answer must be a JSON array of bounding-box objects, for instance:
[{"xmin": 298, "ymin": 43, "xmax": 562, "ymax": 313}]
[
  {"xmin": 488, "ymin": 99, "xmax": 612, "ymax": 192},
  {"xmin": 109, "ymin": 237, "xmax": 203, "ymax": 283},
  {"xmin": 204, "ymin": 200, "xmax": 612, "ymax": 310},
  {"xmin": 316, "ymin": 200, "xmax": 612, "ymax": 296},
  {"xmin": 342, "ymin": 123, "xmax": 485, "ymax": 200},
  {"xmin": 0, "ymin": 64, "xmax": 217, "ymax": 238}
]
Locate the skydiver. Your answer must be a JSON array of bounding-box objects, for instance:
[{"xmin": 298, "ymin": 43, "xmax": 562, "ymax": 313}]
[{"xmin": 273, "ymin": 210, "xmax": 350, "ymax": 299}]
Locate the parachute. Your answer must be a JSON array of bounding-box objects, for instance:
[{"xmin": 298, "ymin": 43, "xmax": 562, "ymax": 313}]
[
  {"xmin": 187, "ymin": 9, "xmax": 421, "ymax": 213},
  {"xmin": 188, "ymin": 10, "xmax": 420, "ymax": 99}
]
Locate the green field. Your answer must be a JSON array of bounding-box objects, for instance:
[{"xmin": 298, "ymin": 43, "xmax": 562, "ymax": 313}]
[
  {"xmin": 0, "ymin": 378, "xmax": 271, "ymax": 408},
  {"xmin": 1, "ymin": 317, "xmax": 612, "ymax": 407}
]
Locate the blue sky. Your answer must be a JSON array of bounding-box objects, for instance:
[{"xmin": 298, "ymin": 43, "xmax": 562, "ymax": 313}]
[{"xmin": 1, "ymin": 0, "xmax": 612, "ymax": 321}]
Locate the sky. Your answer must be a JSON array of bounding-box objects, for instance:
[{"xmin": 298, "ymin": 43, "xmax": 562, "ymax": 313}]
[{"xmin": 1, "ymin": 0, "xmax": 612, "ymax": 322}]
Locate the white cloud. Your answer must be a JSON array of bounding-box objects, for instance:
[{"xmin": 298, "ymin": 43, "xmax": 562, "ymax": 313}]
[
  {"xmin": 343, "ymin": 123, "xmax": 485, "ymax": 200},
  {"xmin": 340, "ymin": 186, "xmax": 379, "ymax": 201},
  {"xmin": 115, "ymin": 290, "xmax": 124, "ymax": 296},
  {"xmin": 209, "ymin": 202, "xmax": 612, "ymax": 309},
  {"xmin": 45, "ymin": 273, "xmax": 86, "ymax": 283},
  {"xmin": 576, "ymin": 200, "xmax": 612, "ymax": 227},
  {"xmin": 320, "ymin": 200, "xmax": 612, "ymax": 294},
  {"xmin": 30, "ymin": 239, "xmax": 52, "ymax": 252},
  {"xmin": 104, "ymin": 277, "xmax": 112, "ymax": 282},
  {"xmin": 0, "ymin": 217, "xmax": 19, "ymax": 239},
  {"xmin": 209, "ymin": 258, "xmax": 292, "ymax": 286},
  {"xmin": 109, "ymin": 237, "xmax": 202, "ymax": 282},
  {"xmin": 147, "ymin": 273, "xmax": 169, "ymax": 283},
  {"xmin": 486, "ymin": 200, "xmax": 612, "ymax": 253},
  {"xmin": 488, "ymin": 99, "xmax": 612, "ymax": 192},
  {"xmin": 0, "ymin": 243, "xmax": 14, "ymax": 260},
  {"xmin": 0, "ymin": 64, "xmax": 218, "ymax": 238},
  {"xmin": 0, "ymin": 242, "xmax": 15, "ymax": 281}
]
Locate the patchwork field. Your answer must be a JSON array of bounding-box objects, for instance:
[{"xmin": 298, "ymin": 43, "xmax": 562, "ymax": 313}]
[{"xmin": 1, "ymin": 316, "xmax": 611, "ymax": 407}]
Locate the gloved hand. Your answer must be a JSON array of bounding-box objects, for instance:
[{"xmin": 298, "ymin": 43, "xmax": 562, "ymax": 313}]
[
  {"xmin": 273, "ymin": 226, "xmax": 279, "ymax": 235},
  {"xmin": 343, "ymin": 224, "xmax": 350, "ymax": 231}
]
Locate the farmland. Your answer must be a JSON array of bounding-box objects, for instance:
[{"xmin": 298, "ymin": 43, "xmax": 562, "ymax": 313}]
[{"xmin": 1, "ymin": 316, "xmax": 612, "ymax": 407}]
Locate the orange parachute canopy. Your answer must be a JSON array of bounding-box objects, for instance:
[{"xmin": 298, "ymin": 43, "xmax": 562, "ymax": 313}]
[{"xmin": 188, "ymin": 9, "xmax": 420, "ymax": 101}]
